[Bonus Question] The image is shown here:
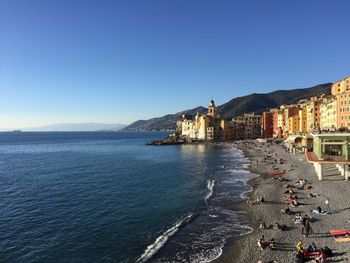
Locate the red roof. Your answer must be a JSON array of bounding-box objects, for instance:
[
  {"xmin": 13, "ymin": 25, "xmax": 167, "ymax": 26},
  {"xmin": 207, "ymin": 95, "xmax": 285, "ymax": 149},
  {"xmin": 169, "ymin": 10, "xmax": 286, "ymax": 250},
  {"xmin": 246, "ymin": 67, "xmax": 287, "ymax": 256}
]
[{"xmin": 306, "ymin": 151, "xmax": 350, "ymax": 164}]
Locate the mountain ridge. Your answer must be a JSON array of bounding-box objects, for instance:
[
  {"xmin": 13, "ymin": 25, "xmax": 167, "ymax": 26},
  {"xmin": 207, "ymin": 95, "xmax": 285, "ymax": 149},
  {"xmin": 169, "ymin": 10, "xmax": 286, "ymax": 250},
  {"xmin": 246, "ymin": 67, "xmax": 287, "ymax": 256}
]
[
  {"xmin": 21, "ymin": 122, "xmax": 127, "ymax": 132},
  {"xmin": 124, "ymin": 82, "xmax": 332, "ymax": 131}
]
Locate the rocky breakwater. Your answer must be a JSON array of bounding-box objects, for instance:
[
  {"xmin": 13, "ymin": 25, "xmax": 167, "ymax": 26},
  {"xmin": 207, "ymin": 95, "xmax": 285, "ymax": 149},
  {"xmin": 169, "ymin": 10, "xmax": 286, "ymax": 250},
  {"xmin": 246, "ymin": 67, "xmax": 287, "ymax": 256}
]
[{"xmin": 147, "ymin": 135, "xmax": 186, "ymax": 146}]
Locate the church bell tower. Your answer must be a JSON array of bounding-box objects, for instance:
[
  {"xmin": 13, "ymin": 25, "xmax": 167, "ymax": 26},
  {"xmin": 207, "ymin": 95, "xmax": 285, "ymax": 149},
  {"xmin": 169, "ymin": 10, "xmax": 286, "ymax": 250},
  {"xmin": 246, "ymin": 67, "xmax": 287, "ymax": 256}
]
[{"xmin": 207, "ymin": 99, "xmax": 216, "ymax": 118}]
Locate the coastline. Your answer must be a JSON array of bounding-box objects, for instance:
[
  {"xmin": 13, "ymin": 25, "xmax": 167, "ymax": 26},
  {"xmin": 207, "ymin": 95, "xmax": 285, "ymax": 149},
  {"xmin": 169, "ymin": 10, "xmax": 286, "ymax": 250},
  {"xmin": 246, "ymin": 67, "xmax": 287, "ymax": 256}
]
[
  {"xmin": 213, "ymin": 141, "xmax": 267, "ymax": 263},
  {"xmin": 216, "ymin": 140, "xmax": 350, "ymax": 263}
]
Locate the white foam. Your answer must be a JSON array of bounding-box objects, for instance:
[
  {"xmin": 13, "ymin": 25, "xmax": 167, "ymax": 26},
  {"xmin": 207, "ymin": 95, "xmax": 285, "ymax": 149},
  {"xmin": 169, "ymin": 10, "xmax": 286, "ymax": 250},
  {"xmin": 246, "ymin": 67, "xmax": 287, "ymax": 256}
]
[
  {"xmin": 136, "ymin": 213, "xmax": 193, "ymax": 263},
  {"xmin": 228, "ymin": 169, "xmax": 250, "ymax": 174},
  {"xmin": 205, "ymin": 179, "xmax": 215, "ymax": 203},
  {"xmin": 235, "ymin": 224, "xmax": 254, "ymax": 236},
  {"xmin": 189, "ymin": 244, "xmax": 224, "ymax": 263}
]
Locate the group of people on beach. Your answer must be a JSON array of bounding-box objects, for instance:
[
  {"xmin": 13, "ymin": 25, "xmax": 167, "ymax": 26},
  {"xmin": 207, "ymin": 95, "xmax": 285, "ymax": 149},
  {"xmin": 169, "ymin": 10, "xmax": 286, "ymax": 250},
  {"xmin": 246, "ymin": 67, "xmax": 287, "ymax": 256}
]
[
  {"xmin": 252, "ymin": 142, "xmax": 335, "ymax": 263},
  {"xmin": 258, "ymin": 235, "xmax": 276, "ymax": 251}
]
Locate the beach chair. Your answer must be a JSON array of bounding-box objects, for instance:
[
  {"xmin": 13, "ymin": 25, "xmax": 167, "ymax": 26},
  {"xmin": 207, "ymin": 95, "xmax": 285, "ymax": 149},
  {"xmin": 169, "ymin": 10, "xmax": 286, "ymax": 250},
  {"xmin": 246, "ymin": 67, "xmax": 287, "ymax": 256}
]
[
  {"xmin": 269, "ymin": 171, "xmax": 286, "ymax": 176},
  {"xmin": 329, "ymin": 230, "xmax": 350, "ymax": 242}
]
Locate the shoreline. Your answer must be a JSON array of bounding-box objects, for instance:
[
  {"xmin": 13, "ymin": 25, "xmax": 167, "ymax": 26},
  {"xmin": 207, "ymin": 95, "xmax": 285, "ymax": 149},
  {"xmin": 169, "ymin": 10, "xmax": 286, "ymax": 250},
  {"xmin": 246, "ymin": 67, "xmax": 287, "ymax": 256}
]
[
  {"xmin": 216, "ymin": 140, "xmax": 350, "ymax": 263},
  {"xmin": 213, "ymin": 141, "xmax": 267, "ymax": 263}
]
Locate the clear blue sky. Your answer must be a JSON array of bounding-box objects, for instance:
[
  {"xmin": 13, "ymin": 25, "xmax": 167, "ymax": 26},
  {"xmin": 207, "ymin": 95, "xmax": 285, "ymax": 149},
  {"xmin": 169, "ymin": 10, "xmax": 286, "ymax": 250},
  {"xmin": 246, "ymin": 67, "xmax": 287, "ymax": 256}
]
[{"xmin": 1, "ymin": 0, "xmax": 349, "ymax": 129}]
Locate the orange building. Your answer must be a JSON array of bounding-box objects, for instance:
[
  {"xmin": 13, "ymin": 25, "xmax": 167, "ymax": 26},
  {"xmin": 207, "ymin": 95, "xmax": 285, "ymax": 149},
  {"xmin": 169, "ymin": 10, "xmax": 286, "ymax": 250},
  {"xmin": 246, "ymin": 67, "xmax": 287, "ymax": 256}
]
[
  {"xmin": 283, "ymin": 105, "xmax": 299, "ymax": 136},
  {"xmin": 262, "ymin": 111, "xmax": 274, "ymax": 138},
  {"xmin": 271, "ymin": 109, "xmax": 280, "ymax": 137},
  {"xmin": 332, "ymin": 76, "xmax": 350, "ymax": 129}
]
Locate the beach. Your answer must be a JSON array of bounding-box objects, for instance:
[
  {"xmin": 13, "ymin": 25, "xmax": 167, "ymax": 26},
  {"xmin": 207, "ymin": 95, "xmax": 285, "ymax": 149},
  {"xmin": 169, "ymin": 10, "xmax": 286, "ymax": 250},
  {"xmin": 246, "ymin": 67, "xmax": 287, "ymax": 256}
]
[{"xmin": 217, "ymin": 140, "xmax": 350, "ymax": 263}]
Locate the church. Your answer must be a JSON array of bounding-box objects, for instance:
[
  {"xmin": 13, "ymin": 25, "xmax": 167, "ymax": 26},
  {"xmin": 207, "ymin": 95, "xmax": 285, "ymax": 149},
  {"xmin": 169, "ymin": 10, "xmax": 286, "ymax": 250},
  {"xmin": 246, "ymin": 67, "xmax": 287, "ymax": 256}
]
[
  {"xmin": 179, "ymin": 99, "xmax": 227, "ymax": 141},
  {"xmin": 178, "ymin": 99, "xmax": 262, "ymax": 142}
]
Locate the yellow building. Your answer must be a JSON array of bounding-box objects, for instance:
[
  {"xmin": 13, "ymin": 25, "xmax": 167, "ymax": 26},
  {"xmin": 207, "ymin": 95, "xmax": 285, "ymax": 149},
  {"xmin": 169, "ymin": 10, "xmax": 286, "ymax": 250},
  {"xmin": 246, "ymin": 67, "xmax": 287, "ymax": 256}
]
[
  {"xmin": 331, "ymin": 76, "xmax": 350, "ymax": 95},
  {"xmin": 282, "ymin": 105, "xmax": 299, "ymax": 136},
  {"xmin": 298, "ymin": 107, "xmax": 307, "ymax": 133},
  {"xmin": 320, "ymin": 96, "xmax": 337, "ymax": 131},
  {"xmin": 288, "ymin": 115, "xmax": 300, "ymax": 134},
  {"xmin": 306, "ymin": 97, "xmax": 321, "ymax": 132},
  {"xmin": 195, "ymin": 113, "xmax": 208, "ymax": 140},
  {"xmin": 277, "ymin": 110, "xmax": 285, "ymax": 135}
]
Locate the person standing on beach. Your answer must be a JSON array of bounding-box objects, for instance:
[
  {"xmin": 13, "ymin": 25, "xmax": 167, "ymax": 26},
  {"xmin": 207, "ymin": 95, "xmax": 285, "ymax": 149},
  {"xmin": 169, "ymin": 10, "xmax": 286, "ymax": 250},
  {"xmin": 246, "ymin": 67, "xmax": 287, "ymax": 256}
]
[
  {"xmin": 325, "ymin": 198, "xmax": 330, "ymax": 213},
  {"xmin": 303, "ymin": 222, "xmax": 311, "ymax": 237},
  {"xmin": 302, "ymin": 214, "xmax": 309, "ymax": 226}
]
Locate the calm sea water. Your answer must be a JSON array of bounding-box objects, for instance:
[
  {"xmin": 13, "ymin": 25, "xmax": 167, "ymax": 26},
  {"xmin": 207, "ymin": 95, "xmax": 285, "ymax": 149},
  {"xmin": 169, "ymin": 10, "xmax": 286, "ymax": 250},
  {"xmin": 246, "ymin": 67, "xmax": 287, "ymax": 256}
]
[{"xmin": 0, "ymin": 132, "xmax": 256, "ymax": 263}]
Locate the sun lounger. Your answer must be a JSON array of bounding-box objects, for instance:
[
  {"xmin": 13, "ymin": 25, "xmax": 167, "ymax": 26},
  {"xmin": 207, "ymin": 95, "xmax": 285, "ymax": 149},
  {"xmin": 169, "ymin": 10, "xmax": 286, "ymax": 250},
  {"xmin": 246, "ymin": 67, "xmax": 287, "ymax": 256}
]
[
  {"xmin": 329, "ymin": 229, "xmax": 350, "ymax": 236},
  {"xmin": 269, "ymin": 171, "xmax": 286, "ymax": 175},
  {"xmin": 329, "ymin": 230, "xmax": 350, "ymax": 242}
]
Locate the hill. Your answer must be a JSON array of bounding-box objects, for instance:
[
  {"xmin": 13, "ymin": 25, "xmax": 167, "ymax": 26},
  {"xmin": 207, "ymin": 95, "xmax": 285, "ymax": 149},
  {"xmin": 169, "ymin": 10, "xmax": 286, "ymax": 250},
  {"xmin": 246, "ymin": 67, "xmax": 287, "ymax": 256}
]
[
  {"xmin": 124, "ymin": 106, "xmax": 207, "ymax": 131},
  {"xmin": 23, "ymin": 123, "xmax": 127, "ymax": 132},
  {"xmin": 217, "ymin": 83, "xmax": 331, "ymax": 117},
  {"xmin": 124, "ymin": 83, "xmax": 332, "ymax": 131}
]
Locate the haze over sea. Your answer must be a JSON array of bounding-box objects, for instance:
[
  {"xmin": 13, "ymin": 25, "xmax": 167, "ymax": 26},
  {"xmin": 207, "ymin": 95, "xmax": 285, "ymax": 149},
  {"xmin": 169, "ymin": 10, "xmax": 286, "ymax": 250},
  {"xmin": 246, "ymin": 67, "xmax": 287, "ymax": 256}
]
[{"xmin": 0, "ymin": 132, "xmax": 257, "ymax": 262}]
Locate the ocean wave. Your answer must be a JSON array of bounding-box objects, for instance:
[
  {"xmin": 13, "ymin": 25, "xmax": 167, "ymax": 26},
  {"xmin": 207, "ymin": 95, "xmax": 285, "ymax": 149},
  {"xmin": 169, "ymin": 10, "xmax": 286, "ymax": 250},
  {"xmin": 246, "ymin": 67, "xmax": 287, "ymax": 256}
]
[
  {"xmin": 228, "ymin": 169, "xmax": 250, "ymax": 174},
  {"xmin": 205, "ymin": 179, "xmax": 215, "ymax": 203},
  {"xmin": 189, "ymin": 245, "xmax": 224, "ymax": 263},
  {"xmin": 136, "ymin": 213, "xmax": 194, "ymax": 263},
  {"xmin": 234, "ymin": 224, "xmax": 254, "ymax": 236},
  {"xmin": 208, "ymin": 214, "xmax": 219, "ymax": 218}
]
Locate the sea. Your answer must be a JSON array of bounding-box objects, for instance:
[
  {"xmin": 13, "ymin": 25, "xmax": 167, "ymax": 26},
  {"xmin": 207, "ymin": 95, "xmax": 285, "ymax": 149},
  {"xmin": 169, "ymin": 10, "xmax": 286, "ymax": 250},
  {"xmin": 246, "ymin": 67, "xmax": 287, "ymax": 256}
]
[{"xmin": 0, "ymin": 131, "xmax": 258, "ymax": 263}]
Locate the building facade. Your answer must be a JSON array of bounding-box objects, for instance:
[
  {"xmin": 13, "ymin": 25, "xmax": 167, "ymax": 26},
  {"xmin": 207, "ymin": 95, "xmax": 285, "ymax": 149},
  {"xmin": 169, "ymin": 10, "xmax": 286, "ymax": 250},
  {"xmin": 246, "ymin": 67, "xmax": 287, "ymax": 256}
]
[
  {"xmin": 306, "ymin": 97, "xmax": 321, "ymax": 132},
  {"xmin": 320, "ymin": 96, "xmax": 337, "ymax": 131},
  {"xmin": 331, "ymin": 76, "xmax": 350, "ymax": 129},
  {"xmin": 179, "ymin": 99, "xmax": 261, "ymax": 141},
  {"xmin": 262, "ymin": 111, "xmax": 274, "ymax": 138}
]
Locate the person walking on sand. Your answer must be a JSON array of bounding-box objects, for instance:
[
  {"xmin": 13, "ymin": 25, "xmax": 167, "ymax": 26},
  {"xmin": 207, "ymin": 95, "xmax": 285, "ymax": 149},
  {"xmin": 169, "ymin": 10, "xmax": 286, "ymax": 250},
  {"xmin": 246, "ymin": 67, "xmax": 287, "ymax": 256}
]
[
  {"xmin": 302, "ymin": 214, "xmax": 309, "ymax": 226},
  {"xmin": 325, "ymin": 198, "xmax": 330, "ymax": 213},
  {"xmin": 303, "ymin": 222, "xmax": 311, "ymax": 237}
]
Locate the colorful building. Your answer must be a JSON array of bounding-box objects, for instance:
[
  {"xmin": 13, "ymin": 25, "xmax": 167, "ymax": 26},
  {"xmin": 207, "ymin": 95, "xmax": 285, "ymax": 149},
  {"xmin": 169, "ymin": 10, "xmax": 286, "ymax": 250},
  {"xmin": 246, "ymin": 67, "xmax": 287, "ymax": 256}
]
[
  {"xmin": 288, "ymin": 114, "xmax": 300, "ymax": 134},
  {"xmin": 298, "ymin": 107, "xmax": 308, "ymax": 133},
  {"xmin": 180, "ymin": 99, "xmax": 261, "ymax": 141},
  {"xmin": 180, "ymin": 99, "xmax": 220, "ymax": 141},
  {"xmin": 233, "ymin": 113, "xmax": 262, "ymax": 139},
  {"xmin": 261, "ymin": 111, "xmax": 274, "ymax": 138},
  {"xmin": 306, "ymin": 97, "xmax": 321, "ymax": 132},
  {"xmin": 283, "ymin": 105, "xmax": 299, "ymax": 136},
  {"xmin": 331, "ymin": 76, "xmax": 350, "ymax": 129},
  {"xmin": 320, "ymin": 96, "xmax": 337, "ymax": 131},
  {"xmin": 271, "ymin": 109, "xmax": 280, "ymax": 137}
]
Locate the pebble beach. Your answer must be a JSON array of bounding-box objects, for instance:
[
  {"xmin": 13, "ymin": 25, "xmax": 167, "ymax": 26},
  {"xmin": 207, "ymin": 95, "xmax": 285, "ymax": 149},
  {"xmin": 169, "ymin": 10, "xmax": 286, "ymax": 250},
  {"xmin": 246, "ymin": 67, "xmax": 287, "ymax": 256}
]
[{"xmin": 216, "ymin": 140, "xmax": 350, "ymax": 263}]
